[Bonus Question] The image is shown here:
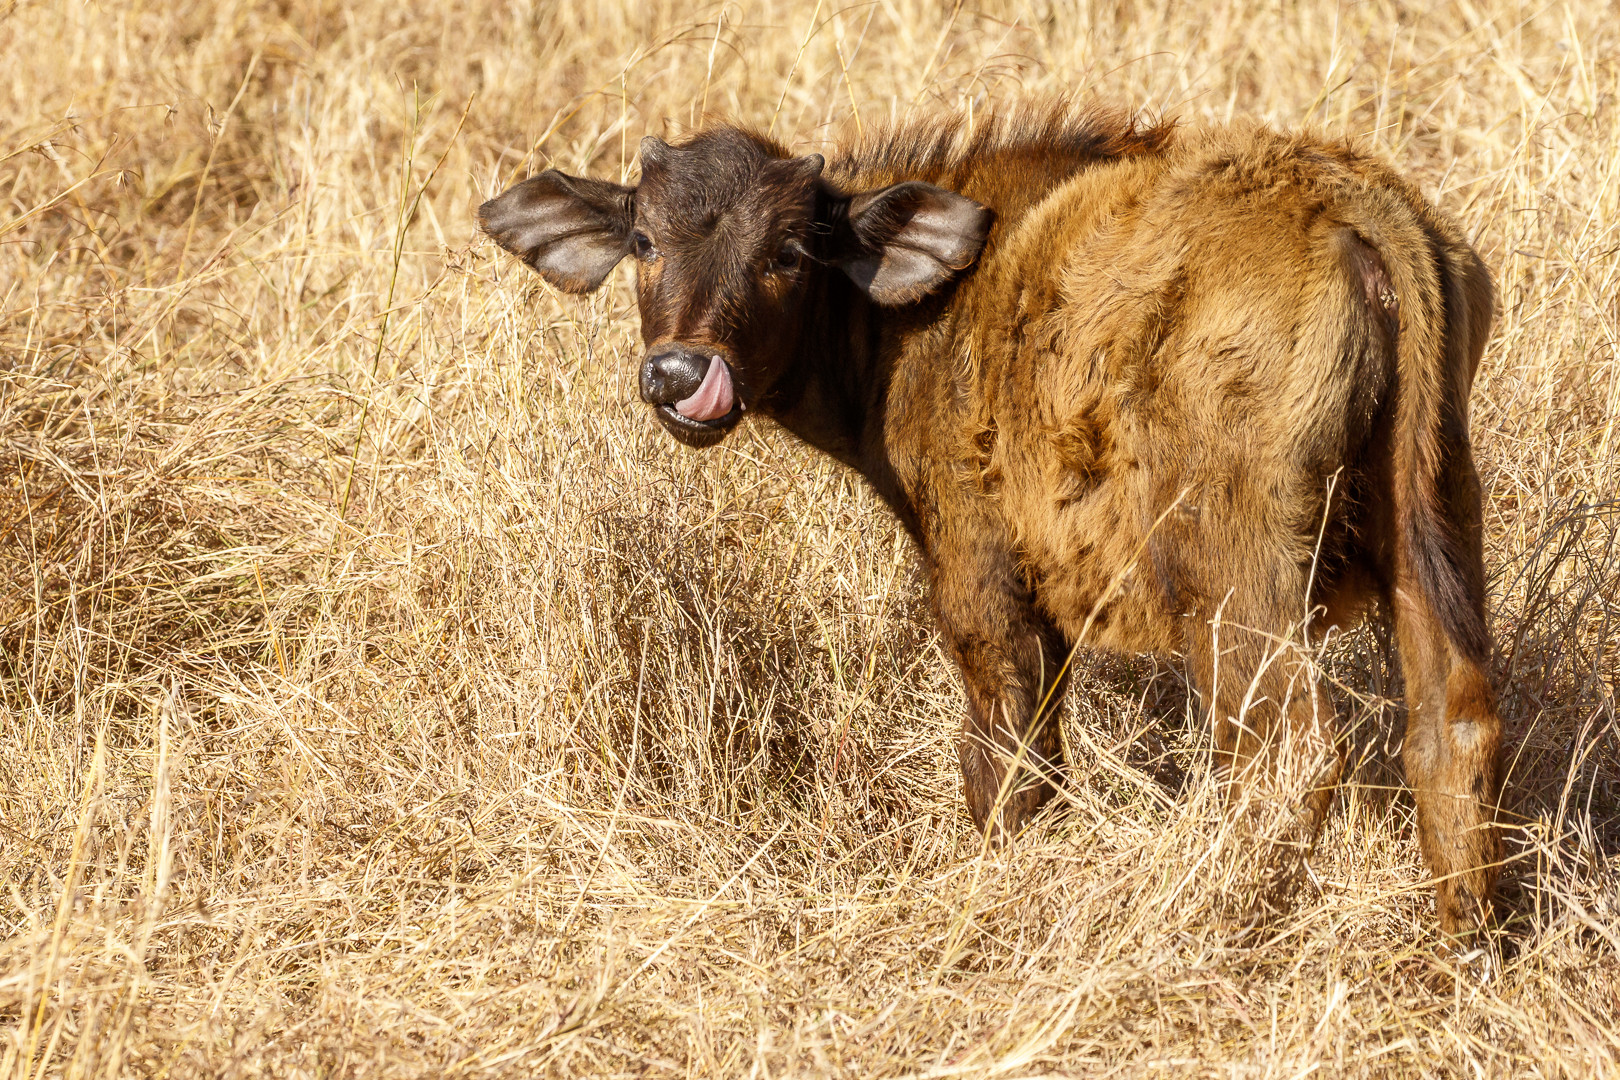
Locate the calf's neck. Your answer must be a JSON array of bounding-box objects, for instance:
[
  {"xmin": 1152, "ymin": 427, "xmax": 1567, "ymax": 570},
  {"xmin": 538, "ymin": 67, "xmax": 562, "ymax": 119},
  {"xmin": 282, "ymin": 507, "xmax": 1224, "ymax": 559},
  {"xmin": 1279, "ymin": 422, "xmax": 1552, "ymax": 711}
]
[{"xmin": 480, "ymin": 107, "xmax": 1502, "ymax": 938}]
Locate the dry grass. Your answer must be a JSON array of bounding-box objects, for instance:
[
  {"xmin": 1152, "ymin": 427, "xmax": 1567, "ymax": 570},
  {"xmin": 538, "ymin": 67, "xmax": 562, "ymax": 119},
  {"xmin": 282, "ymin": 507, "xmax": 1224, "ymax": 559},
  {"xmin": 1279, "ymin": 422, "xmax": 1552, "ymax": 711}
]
[{"xmin": 2, "ymin": 0, "xmax": 1617, "ymax": 1075}]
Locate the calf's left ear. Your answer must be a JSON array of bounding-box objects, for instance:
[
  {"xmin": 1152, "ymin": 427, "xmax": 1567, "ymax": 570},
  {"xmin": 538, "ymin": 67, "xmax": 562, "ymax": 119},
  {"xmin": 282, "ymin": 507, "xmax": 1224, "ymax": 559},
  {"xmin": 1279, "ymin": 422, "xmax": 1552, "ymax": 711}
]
[
  {"xmin": 478, "ymin": 171, "xmax": 634, "ymax": 293},
  {"xmin": 836, "ymin": 181, "xmax": 993, "ymax": 305}
]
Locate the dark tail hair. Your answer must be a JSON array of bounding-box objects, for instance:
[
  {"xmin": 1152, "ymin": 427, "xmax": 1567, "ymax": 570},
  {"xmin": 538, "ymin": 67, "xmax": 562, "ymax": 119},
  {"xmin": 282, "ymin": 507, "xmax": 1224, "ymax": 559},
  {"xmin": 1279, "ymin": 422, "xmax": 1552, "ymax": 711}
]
[{"xmin": 1368, "ymin": 197, "xmax": 1496, "ymax": 661}]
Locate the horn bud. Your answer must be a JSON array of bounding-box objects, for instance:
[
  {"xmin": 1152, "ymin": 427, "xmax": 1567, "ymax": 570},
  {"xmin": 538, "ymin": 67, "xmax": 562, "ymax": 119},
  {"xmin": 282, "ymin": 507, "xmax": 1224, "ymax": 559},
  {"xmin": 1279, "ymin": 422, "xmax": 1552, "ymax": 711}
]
[{"xmin": 640, "ymin": 135, "xmax": 670, "ymax": 170}]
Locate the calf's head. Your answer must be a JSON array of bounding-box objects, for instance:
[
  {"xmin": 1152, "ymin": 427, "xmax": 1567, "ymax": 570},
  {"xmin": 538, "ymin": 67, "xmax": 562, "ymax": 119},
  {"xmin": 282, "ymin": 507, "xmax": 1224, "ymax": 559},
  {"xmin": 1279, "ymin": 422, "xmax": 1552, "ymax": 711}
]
[{"xmin": 478, "ymin": 128, "xmax": 992, "ymax": 448}]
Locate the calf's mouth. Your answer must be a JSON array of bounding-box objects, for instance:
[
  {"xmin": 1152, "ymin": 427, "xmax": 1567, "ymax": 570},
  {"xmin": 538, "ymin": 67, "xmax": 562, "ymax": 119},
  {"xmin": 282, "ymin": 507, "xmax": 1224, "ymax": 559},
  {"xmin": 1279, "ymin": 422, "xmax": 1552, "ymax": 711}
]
[{"xmin": 642, "ymin": 349, "xmax": 743, "ymax": 448}]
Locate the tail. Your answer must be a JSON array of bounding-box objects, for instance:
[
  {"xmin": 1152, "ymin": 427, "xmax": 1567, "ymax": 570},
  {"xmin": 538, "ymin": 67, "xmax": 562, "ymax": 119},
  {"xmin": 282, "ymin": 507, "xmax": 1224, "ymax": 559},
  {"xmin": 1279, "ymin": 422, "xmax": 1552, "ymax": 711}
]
[
  {"xmin": 1357, "ymin": 191, "xmax": 1496, "ymax": 662},
  {"xmin": 1341, "ymin": 187, "xmax": 1490, "ymax": 663}
]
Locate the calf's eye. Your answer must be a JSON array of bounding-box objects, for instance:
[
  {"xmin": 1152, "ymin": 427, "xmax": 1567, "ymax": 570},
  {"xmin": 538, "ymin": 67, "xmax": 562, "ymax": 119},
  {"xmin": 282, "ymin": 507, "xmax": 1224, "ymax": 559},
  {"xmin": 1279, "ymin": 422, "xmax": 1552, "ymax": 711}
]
[
  {"xmin": 633, "ymin": 231, "xmax": 657, "ymax": 261},
  {"xmin": 773, "ymin": 243, "xmax": 803, "ymax": 272}
]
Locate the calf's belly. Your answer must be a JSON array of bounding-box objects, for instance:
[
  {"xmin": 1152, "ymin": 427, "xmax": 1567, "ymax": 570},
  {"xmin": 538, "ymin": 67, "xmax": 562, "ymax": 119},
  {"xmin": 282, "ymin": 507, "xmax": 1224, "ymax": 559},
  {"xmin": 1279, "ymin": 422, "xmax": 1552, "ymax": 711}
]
[{"xmin": 1019, "ymin": 485, "xmax": 1186, "ymax": 657}]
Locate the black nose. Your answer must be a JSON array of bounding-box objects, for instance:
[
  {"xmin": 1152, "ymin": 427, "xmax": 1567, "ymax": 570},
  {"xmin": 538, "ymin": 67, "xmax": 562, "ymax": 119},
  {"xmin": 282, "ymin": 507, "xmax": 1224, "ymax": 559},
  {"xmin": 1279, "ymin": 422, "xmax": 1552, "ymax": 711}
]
[{"xmin": 640, "ymin": 345, "xmax": 713, "ymax": 405}]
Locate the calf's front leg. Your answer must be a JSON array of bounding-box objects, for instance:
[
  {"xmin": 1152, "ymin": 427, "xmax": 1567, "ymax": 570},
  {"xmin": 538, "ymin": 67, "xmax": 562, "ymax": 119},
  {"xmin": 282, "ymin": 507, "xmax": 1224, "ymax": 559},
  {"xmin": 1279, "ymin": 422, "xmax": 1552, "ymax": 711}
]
[{"xmin": 929, "ymin": 544, "xmax": 1071, "ymax": 842}]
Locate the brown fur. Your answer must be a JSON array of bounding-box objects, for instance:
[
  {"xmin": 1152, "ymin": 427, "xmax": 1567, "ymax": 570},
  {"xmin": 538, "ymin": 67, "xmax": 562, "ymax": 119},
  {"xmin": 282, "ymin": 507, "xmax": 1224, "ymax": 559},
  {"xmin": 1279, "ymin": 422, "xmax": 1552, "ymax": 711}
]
[{"xmin": 480, "ymin": 103, "xmax": 1503, "ymax": 939}]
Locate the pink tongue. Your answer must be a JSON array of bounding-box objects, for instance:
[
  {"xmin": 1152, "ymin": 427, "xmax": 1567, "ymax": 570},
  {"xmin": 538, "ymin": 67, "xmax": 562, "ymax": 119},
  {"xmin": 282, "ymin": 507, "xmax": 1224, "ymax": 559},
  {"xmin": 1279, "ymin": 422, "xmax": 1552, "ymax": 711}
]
[{"xmin": 674, "ymin": 355, "xmax": 736, "ymax": 421}]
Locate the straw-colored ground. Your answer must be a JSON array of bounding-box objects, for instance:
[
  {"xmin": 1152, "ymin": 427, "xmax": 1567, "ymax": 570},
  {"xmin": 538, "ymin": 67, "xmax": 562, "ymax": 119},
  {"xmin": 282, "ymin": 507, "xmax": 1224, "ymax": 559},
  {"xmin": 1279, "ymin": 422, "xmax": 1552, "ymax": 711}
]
[{"xmin": 2, "ymin": 0, "xmax": 1617, "ymax": 1075}]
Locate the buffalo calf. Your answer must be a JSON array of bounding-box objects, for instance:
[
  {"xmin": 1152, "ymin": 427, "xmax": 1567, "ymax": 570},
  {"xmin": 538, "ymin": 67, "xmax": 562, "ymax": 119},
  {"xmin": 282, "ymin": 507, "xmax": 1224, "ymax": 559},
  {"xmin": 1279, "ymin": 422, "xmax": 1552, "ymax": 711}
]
[{"xmin": 481, "ymin": 107, "xmax": 1502, "ymax": 939}]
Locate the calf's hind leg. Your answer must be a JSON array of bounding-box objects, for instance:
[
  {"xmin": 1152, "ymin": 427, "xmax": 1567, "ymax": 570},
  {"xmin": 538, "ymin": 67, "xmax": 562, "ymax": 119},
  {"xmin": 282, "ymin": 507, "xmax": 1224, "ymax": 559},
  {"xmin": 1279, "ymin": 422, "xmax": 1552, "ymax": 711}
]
[
  {"xmin": 1388, "ymin": 588, "xmax": 1503, "ymax": 938},
  {"xmin": 1382, "ymin": 419, "xmax": 1503, "ymax": 938},
  {"xmin": 1173, "ymin": 537, "xmax": 1346, "ymax": 903}
]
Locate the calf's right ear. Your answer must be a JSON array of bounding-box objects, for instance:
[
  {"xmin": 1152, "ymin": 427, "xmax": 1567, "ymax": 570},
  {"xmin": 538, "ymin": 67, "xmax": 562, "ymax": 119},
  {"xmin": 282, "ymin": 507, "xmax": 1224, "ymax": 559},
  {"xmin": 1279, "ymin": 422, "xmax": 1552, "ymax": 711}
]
[{"xmin": 478, "ymin": 171, "xmax": 634, "ymax": 293}]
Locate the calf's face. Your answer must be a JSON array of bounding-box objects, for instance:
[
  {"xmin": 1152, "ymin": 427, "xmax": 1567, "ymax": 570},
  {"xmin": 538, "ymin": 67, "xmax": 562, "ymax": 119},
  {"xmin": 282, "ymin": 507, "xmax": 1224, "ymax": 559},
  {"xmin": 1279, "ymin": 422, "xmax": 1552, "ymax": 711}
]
[{"xmin": 479, "ymin": 129, "xmax": 992, "ymax": 448}]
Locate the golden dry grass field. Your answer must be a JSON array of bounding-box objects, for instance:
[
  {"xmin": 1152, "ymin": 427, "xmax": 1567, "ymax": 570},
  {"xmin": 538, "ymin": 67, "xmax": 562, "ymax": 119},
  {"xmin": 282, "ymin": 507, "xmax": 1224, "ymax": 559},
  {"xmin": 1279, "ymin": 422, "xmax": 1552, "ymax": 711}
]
[{"xmin": 2, "ymin": 0, "xmax": 1618, "ymax": 1075}]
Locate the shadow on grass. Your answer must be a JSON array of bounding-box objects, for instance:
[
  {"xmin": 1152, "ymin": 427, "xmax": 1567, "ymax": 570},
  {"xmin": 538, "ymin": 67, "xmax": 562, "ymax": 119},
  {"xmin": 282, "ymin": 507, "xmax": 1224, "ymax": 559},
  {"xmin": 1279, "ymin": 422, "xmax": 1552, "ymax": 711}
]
[{"xmin": 583, "ymin": 503, "xmax": 939, "ymax": 828}]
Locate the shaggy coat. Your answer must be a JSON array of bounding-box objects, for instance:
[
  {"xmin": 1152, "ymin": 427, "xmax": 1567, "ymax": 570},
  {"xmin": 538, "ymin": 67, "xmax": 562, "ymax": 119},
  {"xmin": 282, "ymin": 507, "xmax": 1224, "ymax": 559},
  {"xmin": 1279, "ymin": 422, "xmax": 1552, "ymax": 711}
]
[{"xmin": 480, "ymin": 106, "xmax": 1502, "ymax": 938}]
